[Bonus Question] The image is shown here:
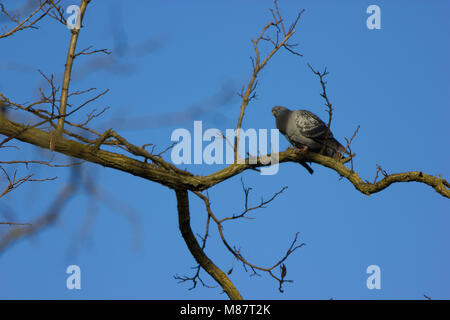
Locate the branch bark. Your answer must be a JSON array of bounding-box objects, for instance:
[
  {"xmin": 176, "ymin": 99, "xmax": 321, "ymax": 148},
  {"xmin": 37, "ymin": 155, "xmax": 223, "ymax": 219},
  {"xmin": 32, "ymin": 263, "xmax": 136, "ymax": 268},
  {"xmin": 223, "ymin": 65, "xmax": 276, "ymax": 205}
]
[
  {"xmin": 52, "ymin": 0, "xmax": 90, "ymax": 150},
  {"xmin": 175, "ymin": 189, "xmax": 243, "ymax": 300},
  {"xmin": 1, "ymin": 116, "xmax": 448, "ymax": 198}
]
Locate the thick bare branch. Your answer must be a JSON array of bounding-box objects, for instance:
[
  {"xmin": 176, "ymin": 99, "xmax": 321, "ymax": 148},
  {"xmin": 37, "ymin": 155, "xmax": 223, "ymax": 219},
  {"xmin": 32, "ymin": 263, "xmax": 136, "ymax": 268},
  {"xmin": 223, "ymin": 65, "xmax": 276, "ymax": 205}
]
[
  {"xmin": 175, "ymin": 189, "xmax": 243, "ymax": 300},
  {"xmin": 1, "ymin": 116, "xmax": 448, "ymax": 198},
  {"xmin": 52, "ymin": 0, "xmax": 91, "ymax": 150}
]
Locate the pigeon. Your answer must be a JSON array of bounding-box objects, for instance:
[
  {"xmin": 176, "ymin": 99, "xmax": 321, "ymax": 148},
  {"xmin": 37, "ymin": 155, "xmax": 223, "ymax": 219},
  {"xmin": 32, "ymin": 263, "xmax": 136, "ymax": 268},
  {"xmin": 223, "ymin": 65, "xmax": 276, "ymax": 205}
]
[{"xmin": 272, "ymin": 106, "xmax": 347, "ymax": 161}]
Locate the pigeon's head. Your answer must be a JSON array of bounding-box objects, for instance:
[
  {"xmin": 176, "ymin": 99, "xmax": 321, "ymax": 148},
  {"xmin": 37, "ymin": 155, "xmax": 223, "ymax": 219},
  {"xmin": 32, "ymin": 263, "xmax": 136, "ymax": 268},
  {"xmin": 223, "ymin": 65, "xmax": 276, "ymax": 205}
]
[{"xmin": 271, "ymin": 106, "xmax": 290, "ymax": 118}]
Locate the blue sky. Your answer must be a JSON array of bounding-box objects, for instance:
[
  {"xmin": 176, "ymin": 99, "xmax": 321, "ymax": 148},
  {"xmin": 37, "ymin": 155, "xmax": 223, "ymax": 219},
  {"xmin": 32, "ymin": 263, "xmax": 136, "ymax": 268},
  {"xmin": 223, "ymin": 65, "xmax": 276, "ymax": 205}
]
[{"xmin": 0, "ymin": 0, "xmax": 449, "ymax": 299}]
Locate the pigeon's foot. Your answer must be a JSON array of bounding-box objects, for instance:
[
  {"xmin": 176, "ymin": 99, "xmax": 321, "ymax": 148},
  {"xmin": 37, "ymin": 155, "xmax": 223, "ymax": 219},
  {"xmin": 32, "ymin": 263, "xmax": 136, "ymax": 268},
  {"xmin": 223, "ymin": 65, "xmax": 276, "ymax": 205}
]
[{"xmin": 294, "ymin": 146, "xmax": 308, "ymax": 152}]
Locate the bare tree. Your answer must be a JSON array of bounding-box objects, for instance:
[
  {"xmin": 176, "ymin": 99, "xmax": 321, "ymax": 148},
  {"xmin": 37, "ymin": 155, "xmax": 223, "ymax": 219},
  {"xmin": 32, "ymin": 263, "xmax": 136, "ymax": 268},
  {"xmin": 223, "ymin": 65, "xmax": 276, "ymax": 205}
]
[{"xmin": 0, "ymin": 0, "xmax": 448, "ymax": 300}]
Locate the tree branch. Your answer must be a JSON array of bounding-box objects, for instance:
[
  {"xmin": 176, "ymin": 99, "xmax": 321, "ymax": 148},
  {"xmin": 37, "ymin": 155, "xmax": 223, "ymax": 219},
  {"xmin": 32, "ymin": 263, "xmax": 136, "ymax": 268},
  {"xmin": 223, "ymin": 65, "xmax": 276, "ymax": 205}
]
[
  {"xmin": 1, "ymin": 116, "xmax": 448, "ymax": 198},
  {"xmin": 0, "ymin": 1, "xmax": 52, "ymax": 39},
  {"xmin": 175, "ymin": 189, "xmax": 243, "ymax": 300},
  {"xmin": 193, "ymin": 188, "xmax": 305, "ymax": 292},
  {"xmin": 234, "ymin": 5, "xmax": 305, "ymax": 161},
  {"xmin": 52, "ymin": 0, "xmax": 91, "ymax": 150}
]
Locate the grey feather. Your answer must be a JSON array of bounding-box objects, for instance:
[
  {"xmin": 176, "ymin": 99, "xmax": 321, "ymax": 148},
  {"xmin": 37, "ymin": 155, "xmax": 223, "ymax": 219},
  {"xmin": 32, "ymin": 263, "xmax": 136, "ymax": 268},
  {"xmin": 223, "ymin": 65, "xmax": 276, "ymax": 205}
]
[{"xmin": 272, "ymin": 106, "xmax": 347, "ymax": 158}]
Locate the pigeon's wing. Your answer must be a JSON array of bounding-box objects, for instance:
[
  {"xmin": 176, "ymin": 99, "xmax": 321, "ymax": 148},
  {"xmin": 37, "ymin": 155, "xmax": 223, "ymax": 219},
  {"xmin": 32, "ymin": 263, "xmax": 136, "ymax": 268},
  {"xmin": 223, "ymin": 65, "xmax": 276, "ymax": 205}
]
[
  {"xmin": 293, "ymin": 110, "xmax": 331, "ymax": 140},
  {"xmin": 293, "ymin": 110, "xmax": 347, "ymax": 157}
]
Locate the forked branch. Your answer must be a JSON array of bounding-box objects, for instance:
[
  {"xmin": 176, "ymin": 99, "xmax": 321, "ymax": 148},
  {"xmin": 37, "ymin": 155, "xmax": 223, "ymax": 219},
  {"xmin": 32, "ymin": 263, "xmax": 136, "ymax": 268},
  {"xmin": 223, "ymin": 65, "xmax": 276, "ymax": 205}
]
[
  {"xmin": 175, "ymin": 189, "xmax": 243, "ymax": 300},
  {"xmin": 234, "ymin": 3, "xmax": 305, "ymax": 160}
]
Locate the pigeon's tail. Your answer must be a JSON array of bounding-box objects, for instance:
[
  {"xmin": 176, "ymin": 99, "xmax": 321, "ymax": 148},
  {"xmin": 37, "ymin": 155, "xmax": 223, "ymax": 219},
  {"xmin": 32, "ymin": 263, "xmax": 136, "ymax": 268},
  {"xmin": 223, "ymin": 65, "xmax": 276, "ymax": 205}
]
[{"xmin": 325, "ymin": 138, "xmax": 349, "ymax": 158}]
